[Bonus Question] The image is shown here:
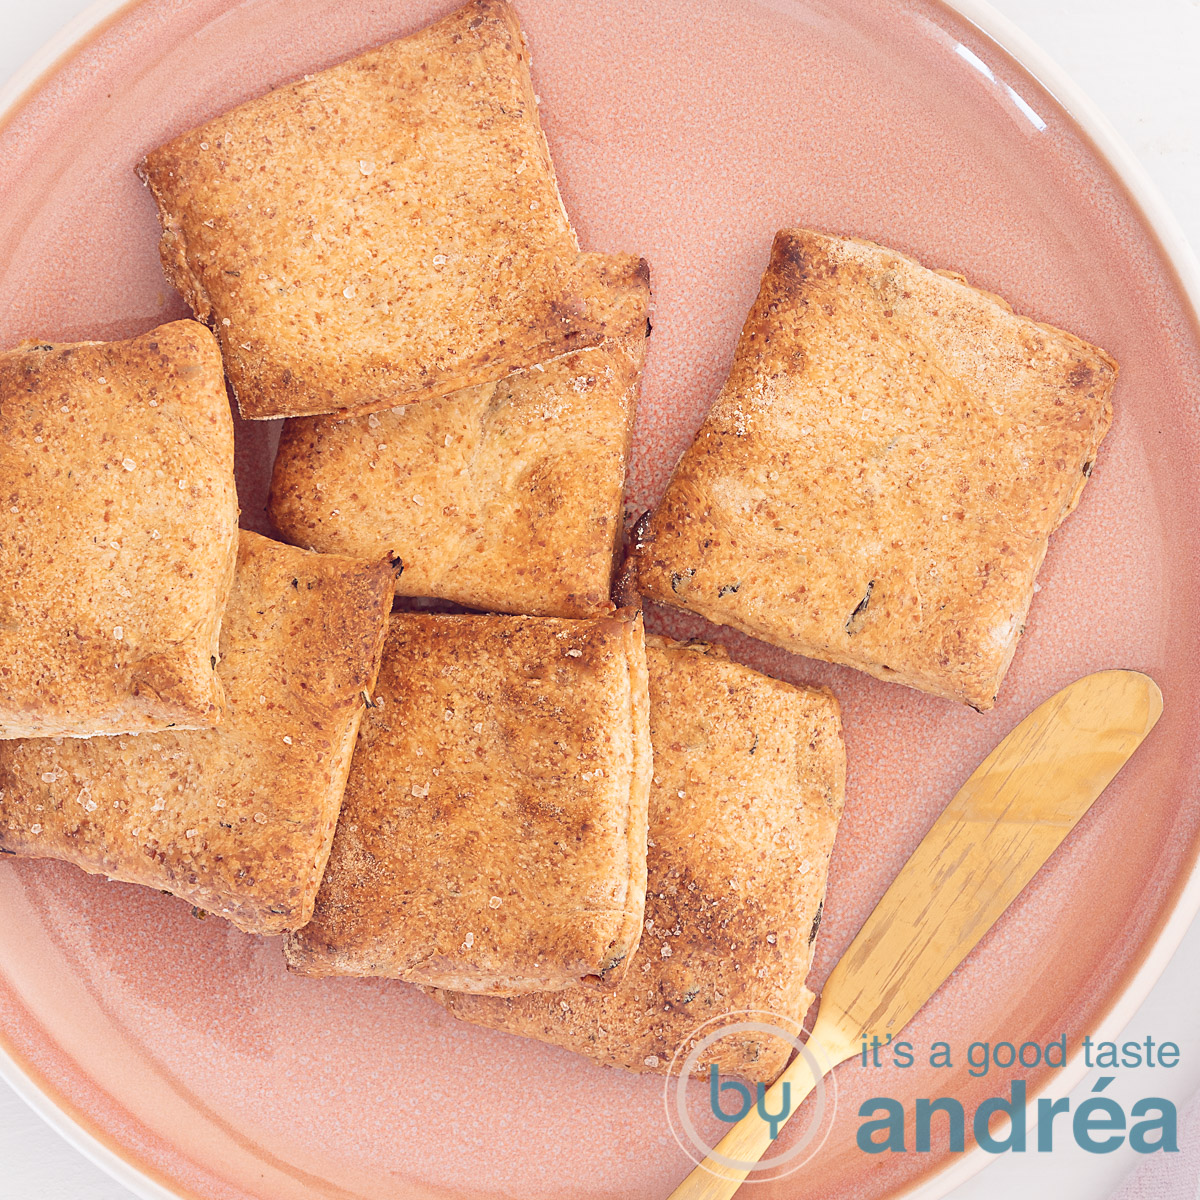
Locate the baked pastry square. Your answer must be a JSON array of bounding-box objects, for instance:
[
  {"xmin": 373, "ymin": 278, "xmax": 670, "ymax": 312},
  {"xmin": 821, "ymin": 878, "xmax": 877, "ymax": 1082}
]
[
  {"xmin": 284, "ymin": 609, "xmax": 652, "ymax": 994},
  {"xmin": 138, "ymin": 0, "xmax": 648, "ymax": 420},
  {"xmin": 0, "ymin": 531, "xmax": 393, "ymax": 934},
  {"xmin": 632, "ymin": 229, "xmax": 1117, "ymax": 710},
  {"xmin": 267, "ymin": 279, "xmax": 650, "ymax": 617},
  {"xmin": 432, "ymin": 636, "xmax": 845, "ymax": 1083},
  {"xmin": 0, "ymin": 320, "xmax": 238, "ymax": 739}
]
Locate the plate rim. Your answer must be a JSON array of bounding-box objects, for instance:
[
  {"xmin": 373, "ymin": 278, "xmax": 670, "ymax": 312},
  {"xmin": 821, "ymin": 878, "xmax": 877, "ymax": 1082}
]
[
  {"xmin": 901, "ymin": 2, "xmax": 1200, "ymax": 1197},
  {"xmin": 0, "ymin": 1, "xmax": 1199, "ymax": 1198}
]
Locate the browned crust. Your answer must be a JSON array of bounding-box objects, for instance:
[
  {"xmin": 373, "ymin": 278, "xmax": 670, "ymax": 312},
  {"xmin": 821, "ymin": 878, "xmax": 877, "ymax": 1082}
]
[
  {"xmin": 284, "ymin": 608, "xmax": 652, "ymax": 993},
  {"xmin": 631, "ymin": 229, "xmax": 1117, "ymax": 709},
  {"xmin": 0, "ymin": 320, "xmax": 238, "ymax": 738},
  {"xmin": 137, "ymin": 0, "xmax": 647, "ymax": 420},
  {"xmin": 267, "ymin": 275, "xmax": 651, "ymax": 616},
  {"xmin": 431, "ymin": 636, "xmax": 846, "ymax": 1082},
  {"xmin": 0, "ymin": 531, "xmax": 394, "ymax": 933}
]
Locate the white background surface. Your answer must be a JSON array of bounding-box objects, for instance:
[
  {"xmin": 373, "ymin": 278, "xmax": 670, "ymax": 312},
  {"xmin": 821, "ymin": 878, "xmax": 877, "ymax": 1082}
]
[{"xmin": 1, "ymin": 0, "xmax": 1199, "ymax": 1197}]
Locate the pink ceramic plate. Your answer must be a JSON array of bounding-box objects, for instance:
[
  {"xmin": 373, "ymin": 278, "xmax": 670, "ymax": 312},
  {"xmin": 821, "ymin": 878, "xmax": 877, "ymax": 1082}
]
[{"xmin": 2, "ymin": 1, "xmax": 1199, "ymax": 1198}]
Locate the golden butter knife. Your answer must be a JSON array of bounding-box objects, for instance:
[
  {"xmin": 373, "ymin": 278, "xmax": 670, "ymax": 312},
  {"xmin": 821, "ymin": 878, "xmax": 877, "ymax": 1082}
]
[{"xmin": 667, "ymin": 669, "xmax": 1163, "ymax": 1200}]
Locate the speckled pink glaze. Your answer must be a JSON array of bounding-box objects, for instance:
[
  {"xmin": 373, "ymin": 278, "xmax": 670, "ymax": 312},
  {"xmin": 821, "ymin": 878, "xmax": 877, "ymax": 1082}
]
[{"xmin": 0, "ymin": 2, "xmax": 1198, "ymax": 1199}]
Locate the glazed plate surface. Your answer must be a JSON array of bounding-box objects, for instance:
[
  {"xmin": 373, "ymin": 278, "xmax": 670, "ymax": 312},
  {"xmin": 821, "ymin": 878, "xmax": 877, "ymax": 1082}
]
[{"xmin": 0, "ymin": 1, "xmax": 1198, "ymax": 1198}]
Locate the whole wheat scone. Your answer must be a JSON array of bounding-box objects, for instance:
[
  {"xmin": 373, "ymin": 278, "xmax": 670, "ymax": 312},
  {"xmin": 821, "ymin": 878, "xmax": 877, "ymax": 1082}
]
[
  {"xmin": 431, "ymin": 636, "xmax": 845, "ymax": 1083},
  {"xmin": 285, "ymin": 609, "xmax": 652, "ymax": 994},
  {"xmin": 137, "ymin": 0, "xmax": 648, "ymax": 420},
  {"xmin": 0, "ymin": 320, "xmax": 238, "ymax": 739},
  {"xmin": 0, "ymin": 531, "xmax": 393, "ymax": 934},
  {"xmin": 632, "ymin": 229, "xmax": 1117, "ymax": 709},
  {"xmin": 268, "ymin": 276, "xmax": 650, "ymax": 617}
]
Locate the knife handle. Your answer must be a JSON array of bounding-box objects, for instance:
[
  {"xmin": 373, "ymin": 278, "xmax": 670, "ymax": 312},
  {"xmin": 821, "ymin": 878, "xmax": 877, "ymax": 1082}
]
[{"xmin": 667, "ymin": 1012, "xmax": 859, "ymax": 1200}]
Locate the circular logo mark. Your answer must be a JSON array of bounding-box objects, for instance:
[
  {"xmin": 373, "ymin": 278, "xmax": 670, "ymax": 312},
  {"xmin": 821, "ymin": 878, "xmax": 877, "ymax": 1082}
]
[{"xmin": 662, "ymin": 1009, "xmax": 837, "ymax": 1182}]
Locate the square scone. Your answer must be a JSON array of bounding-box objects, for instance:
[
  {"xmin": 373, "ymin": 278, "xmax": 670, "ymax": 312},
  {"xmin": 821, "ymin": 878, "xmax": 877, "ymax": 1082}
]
[
  {"xmin": 633, "ymin": 229, "xmax": 1117, "ymax": 709},
  {"xmin": 0, "ymin": 531, "xmax": 394, "ymax": 934},
  {"xmin": 267, "ymin": 278, "xmax": 651, "ymax": 617},
  {"xmin": 284, "ymin": 609, "xmax": 652, "ymax": 994},
  {"xmin": 432, "ymin": 636, "xmax": 846, "ymax": 1083},
  {"xmin": 0, "ymin": 320, "xmax": 238, "ymax": 739},
  {"xmin": 138, "ymin": 0, "xmax": 649, "ymax": 420}
]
